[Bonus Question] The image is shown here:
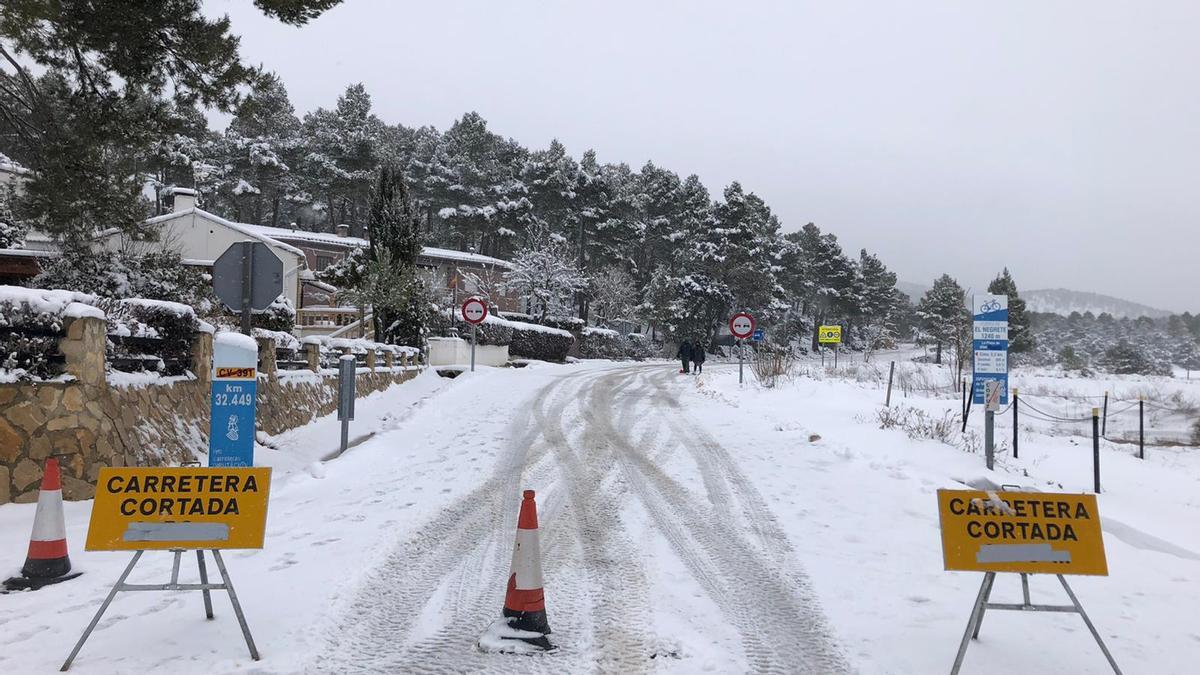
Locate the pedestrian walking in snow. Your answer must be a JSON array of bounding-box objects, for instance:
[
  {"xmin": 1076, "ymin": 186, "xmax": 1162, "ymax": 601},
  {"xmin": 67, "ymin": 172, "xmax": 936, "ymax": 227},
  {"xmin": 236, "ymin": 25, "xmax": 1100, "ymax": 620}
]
[
  {"xmin": 692, "ymin": 340, "xmax": 706, "ymax": 374},
  {"xmin": 676, "ymin": 340, "xmax": 693, "ymax": 373}
]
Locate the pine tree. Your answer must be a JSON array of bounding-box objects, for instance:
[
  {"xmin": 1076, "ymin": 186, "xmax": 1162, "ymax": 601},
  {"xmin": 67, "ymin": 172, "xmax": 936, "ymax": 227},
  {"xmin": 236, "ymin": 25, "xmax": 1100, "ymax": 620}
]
[
  {"xmin": 0, "ymin": 0, "xmax": 338, "ymax": 242},
  {"xmin": 365, "ymin": 165, "xmax": 428, "ymax": 346},
  {"xmin": 987, "ymin": 268, "xmax": 1035, "ymax": 353},
  {"xmin": 917, "ymin": 274, "xmax": 968, "ymax": 365},
  {"xmin": 302, "ymin": 83, "xmax": 387, "ymax": 234},
  {"xmin": 855, "ymin": 249, "xmax": 900, "ymax": 356}
]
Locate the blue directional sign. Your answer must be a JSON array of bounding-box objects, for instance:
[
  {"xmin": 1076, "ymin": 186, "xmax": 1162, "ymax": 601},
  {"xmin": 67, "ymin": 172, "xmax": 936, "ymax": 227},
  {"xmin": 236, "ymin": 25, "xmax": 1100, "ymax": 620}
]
[
  {"xmin": 209, "ymin": 334, "xmax": 259, "ymax": 467},
  {"xmin": 752, "ymin": 328, "xmax": 765, "ymax": 342},
  {"xmin": 972, "ymin": 295, "xmax": 1009, "ymax": 406}
]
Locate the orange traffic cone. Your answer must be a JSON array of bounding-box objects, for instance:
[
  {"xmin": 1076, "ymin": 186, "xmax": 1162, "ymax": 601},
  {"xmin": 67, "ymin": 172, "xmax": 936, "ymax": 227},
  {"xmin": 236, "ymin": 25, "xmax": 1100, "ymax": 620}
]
[
  {"xmin": 480, "ymin": 490, "xmax": 553, "ymax": 652},
  {"xmin": 4, "ymin": 459, "xmax": 80, "ymax": 591}
]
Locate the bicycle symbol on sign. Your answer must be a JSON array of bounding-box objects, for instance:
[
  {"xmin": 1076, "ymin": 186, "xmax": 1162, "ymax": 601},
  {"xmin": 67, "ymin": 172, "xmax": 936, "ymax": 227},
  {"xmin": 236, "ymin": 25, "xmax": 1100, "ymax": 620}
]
[{"xmin": 979, "ymin": 299, "xmax": 1003, "ymax": 313}]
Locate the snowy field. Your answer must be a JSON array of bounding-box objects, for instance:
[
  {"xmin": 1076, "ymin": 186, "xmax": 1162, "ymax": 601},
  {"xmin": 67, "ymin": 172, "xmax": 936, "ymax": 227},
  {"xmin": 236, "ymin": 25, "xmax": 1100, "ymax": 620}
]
[{"xmin": 1, "ymin": 357, "xmax": 1198, "ymax": 674}]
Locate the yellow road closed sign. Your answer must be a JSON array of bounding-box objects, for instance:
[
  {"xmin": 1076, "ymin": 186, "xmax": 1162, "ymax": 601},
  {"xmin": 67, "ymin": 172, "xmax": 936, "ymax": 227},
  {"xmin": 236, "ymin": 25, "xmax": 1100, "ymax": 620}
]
[
  {"xmin": 937, "ymin": 489, "xmax": 1107, "ymax": 575},
  {"xmin": 818, "ymin": 325, "xmax": 842, "ymax": 344},
  {"xmin": 86, "ymin": 467, "xmax": 272, "ymax": 551}
]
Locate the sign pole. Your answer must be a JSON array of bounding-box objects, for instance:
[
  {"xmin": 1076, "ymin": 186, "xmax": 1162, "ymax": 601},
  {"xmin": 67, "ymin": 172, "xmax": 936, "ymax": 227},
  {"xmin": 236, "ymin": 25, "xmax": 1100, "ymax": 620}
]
[
  {"xmin": 885, "ymin": 361, "xmax": 895, "ymax": 407},
  {"xmin": 337, "ymin": 356, "xmax": 355, "ymax": 455},
  {"xmin": 1012, "ymin": 388, "xmax": 1019, "ymax": 459},
  {"xmin": 1138, "ymin": 398, "xmax": 1144, "ymax": 459},
  {"xmin": 1092, "ymin": 407, "xmax": 1101, "ymax": 493},
  {"xmin": 984, "ymin": 410, "xmax": 995, "ymax": 470},
  {"xmin": 738, "ymin": 339, "xmax": 744, "ymax": 385},
  {"xmin": 471, "ymin": 323, "xmax": 477, "ymax": 372},
  {"xmin": 239, "ymin": 240, "xmax": 253, "ymax": 336}
]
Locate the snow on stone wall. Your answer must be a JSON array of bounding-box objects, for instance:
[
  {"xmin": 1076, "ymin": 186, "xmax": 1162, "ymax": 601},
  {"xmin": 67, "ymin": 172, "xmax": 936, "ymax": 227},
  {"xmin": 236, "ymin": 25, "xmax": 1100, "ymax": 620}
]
[{"xmin": 0, "ymin": 320, "xmax": 424, "ymax": 505}]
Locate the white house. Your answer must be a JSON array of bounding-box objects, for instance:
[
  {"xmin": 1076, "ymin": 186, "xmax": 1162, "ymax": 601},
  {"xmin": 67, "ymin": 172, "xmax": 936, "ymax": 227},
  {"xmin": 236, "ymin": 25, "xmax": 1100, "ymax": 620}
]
[{"xmin": 96, "ymin": 189, "xmax": 309, "ymax": 309}]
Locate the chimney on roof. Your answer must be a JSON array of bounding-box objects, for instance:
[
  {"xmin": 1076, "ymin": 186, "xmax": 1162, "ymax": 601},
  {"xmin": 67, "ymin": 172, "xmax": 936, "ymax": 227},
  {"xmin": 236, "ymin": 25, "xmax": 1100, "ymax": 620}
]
[
  {"xmin": 172, "ymin": 188, "xmax": 197, "ymax": 212},
  {"xmin": 336, "ymin": 223, "xmax": 350, "ymax": 238}
]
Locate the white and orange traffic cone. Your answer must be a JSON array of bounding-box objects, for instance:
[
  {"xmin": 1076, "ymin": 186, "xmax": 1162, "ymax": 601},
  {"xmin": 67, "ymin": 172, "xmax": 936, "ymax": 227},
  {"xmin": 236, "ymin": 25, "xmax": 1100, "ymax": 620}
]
[
  {"xmin": 4, "ymin": 459, "xmax": 80, "ymax": 591},
  {"xmin": 479, "ymin": 489, "xmax": 554, "ymax": 653}
]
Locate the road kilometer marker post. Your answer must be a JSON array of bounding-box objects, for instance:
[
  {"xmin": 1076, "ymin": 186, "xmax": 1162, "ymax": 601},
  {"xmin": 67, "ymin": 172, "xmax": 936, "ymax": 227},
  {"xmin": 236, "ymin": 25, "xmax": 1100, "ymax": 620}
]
[
  {"xmin": 938, "ymin": 488, "xmax": 1122, "ymax": 675},
  {"xmin": 462, "ymin": 297, "xmax": 488, "ymax": 372},
  {"xmin": 62, "ymin": 467, "xmax": 272, "ymax": 671}
]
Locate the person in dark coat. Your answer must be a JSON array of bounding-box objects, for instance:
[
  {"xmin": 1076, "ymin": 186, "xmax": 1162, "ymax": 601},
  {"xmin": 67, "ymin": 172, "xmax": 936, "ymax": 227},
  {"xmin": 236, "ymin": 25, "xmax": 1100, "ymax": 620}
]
[
  {"xmin": 676, "ymin": 340, "xmax": 693, "ymax": 373},
  {"xmin": 691, "ymin": 339, "xmax": 706, "ymax": 374}
]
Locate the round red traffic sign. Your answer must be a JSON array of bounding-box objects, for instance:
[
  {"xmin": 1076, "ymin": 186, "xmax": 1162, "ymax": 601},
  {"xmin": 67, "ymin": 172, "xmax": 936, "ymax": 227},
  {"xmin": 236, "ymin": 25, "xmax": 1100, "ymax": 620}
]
[
  {"xmin": 729, "ymin": 312, "xmax": 755, "ymax": 340},
  {"xmin": 461, "ymin": 298, "xmax": 488, "ymax": 325}
]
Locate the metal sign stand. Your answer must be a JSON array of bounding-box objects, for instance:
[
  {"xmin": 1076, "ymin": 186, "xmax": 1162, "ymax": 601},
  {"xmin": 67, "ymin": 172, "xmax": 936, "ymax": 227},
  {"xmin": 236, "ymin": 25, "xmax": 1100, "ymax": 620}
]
[
  {"xmin": 62, "ymin": 549, "xmax": 259, "ymax": 671},
  {"xmin": 951, "ymin": 571, "xmax": 1122, "ymax": 675},
  {"xmin": 471, "ymin": 323, "xmax": 477, "ymax": 372}
]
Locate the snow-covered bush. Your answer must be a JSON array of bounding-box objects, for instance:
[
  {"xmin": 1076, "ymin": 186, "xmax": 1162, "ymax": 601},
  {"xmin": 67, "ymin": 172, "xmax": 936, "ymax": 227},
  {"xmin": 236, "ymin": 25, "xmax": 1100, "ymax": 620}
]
[
  {"xmin": 624, "ymin": 333, "xmax": 659, "ymax": 360},
  {"xmin": 0, "ymin": 188, "xmax": 28, "ymax": 249},
  {"xmin": 508, "ymin": 321, "xmax": 574, "ymax": 362},
  {"xmin": 1102, "ymin": 341, "xmax": 1170, "ymax": 376},
  {"xmin": 0, "ymin": 287, "xmax": 98, "ymax": 380},
  {"xmin": 577, "ymin": 327, "xmax": 624, "ymax": 359},
  {"xmin": 98, "ymin": 298, "xmax": 203, "ymax": 376},
  {"xmin": 251, "ymin": 295, "xmax": 295, "ymax": 332},
  {"xmin": 539, "ymin": 315, "xmax": 585, "ymax": 333}
]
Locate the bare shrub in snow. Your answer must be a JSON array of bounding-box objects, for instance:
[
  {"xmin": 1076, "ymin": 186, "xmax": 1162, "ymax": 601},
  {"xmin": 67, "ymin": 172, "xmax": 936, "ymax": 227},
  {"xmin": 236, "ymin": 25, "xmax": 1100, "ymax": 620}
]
[
  {"xmin": 751, "ymin": 347, "xmax": 794, "ymax": 388},
  {"xmin": 875, "ymin": 405, "xmax": 982, "ymax": 455}
]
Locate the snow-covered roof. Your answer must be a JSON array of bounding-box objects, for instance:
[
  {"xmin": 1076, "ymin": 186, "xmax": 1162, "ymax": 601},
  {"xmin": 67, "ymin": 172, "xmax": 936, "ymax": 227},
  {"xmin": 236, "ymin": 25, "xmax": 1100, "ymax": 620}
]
[
  {"xmin": 134, "ymin": 208, "xmax": 307, "ymax": 259},
  {"xmin": 247, "ymin": 224, "xmax": 369, "ymax": 249},
  {"xmin": 240, "ymin": 223, "xmax": 512, "ymax": 268},
  {"xmin": 0, "ymin": 152, "xmax": 31, "ymax": 176}
]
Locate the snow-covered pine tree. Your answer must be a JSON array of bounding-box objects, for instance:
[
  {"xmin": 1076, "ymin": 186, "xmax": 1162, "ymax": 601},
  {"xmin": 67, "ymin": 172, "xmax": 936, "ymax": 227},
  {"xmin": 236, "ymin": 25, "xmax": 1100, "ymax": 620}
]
[
  {"xmin": 706, "ymin": 182, "xmax": 786, "ymax": 322},
  {"xmin": 916, "ymin": 274, "xmax": 968, "ymax": 365},
  {"xmin": 302, "ymin": 83, "xmax": 387, "ymax": 234},
  {"xmin": 987, "ymin": 268, "xmax": 1034, "ymax": 354},
  {"xmin": 790, "ymin": 223, "xmax": 858, "ymax": 350},
  {"xmin": 366, "ymin": 165, "xmax": 428, "ymax": 346},
  {"xmin": 855, "ymin": 249, "xmax": 900, "ymax": 357},
  {"xmin": 218, "ymin": 73, "xmax": 306, "ymax": 227}
]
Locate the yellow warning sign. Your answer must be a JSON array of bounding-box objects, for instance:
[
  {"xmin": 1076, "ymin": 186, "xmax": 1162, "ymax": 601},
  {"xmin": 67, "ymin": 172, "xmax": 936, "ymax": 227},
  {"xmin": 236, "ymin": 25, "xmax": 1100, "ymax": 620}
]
[
  {"xmin": 818, "ymin": 325, "xmax": 842, "ymax": 344},
  {"xmin": 937, "ymin": 489, "xmax": 1107, "ymax": 575},
  {"xmin": 86, "ymin": 468, "xmax": 271, "ymax": 551}
]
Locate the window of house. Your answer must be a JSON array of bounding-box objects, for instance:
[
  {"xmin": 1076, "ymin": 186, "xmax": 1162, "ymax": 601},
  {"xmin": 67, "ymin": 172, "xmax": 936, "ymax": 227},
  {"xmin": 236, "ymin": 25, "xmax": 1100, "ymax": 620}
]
[{"xmin": 316, "ymin": 255, "xmax": 335, "ymax": 271}]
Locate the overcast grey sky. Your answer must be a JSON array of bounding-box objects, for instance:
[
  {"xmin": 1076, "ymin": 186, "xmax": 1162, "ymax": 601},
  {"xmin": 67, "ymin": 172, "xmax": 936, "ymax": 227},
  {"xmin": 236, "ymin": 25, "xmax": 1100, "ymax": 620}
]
[{"xmin": 205, "ymin": 0, "xmax": 1199, "ymax": 312}]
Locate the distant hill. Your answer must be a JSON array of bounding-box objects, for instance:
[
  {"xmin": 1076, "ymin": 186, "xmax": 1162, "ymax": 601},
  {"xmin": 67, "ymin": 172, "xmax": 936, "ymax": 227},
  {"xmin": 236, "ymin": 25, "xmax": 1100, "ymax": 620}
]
[
  {"xmin": 894, "ymin": 282, "xmax": 1172, "ymax": 318},
  {"xmin": 895, "ymin": 281, "xmax": 929, "ymax": 303},
  {"xmin": 1021, "ymin": 289, "xmax": 1170, "ymax": 319}
]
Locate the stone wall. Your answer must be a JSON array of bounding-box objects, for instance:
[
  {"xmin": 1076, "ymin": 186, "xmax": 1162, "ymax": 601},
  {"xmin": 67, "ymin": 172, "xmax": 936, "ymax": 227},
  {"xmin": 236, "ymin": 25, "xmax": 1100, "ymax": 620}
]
[{"xmin": 0, "ymin": 317, "xmax": 423, "ymax": 505}]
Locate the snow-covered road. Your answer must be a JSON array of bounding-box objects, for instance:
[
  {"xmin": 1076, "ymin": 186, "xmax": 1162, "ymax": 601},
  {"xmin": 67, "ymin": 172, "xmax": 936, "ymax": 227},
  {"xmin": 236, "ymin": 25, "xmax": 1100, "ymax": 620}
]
[
  {"xmin": 313, "ymin": 362, "xmax": 849, "ymax": 674},
  {"xmin": 4, "ymin": 358, "xmax": 1198, "ymax": 674}
]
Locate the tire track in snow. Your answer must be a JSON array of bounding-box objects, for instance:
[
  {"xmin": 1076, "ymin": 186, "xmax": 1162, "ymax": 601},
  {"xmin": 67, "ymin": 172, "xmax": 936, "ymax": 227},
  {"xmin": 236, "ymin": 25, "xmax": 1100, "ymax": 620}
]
[
  {"xmin": 587, "ymin": 367, "xmax": 854, "ymax": 674},
  {"xmin": 309, "ymin": 374, "xmax": 572, "ymax": 674}
]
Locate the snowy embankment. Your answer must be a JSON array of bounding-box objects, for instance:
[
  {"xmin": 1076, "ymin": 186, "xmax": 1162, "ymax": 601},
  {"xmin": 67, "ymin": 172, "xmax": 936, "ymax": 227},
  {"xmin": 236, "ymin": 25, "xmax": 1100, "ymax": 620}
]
[{"xmin": 686, "ymin": 358, "xmax": 1200, "ymax": 674}]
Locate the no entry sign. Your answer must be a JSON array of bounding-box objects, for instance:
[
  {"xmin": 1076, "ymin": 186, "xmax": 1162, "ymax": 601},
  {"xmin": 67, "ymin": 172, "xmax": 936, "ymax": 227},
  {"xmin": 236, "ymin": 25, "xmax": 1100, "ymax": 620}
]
[
  {"xmin": 462, "ymin": 298, "xmax": 488, "ymax": 325},
  {"xmin": 729, "ymin": 312, "xmax": 755, "ymax": 340}
]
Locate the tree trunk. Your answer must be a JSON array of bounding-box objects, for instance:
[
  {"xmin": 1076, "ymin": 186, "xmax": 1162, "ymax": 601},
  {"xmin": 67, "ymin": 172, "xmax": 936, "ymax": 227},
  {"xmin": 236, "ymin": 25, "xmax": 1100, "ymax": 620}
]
[{"xmin": 935, "ymin": 341, "xmax": 943, "ymax": 365}]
